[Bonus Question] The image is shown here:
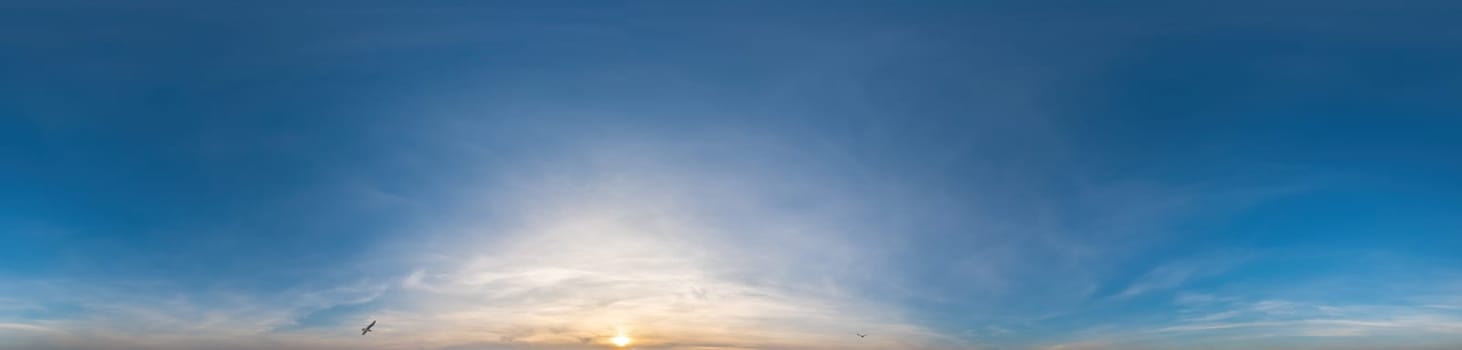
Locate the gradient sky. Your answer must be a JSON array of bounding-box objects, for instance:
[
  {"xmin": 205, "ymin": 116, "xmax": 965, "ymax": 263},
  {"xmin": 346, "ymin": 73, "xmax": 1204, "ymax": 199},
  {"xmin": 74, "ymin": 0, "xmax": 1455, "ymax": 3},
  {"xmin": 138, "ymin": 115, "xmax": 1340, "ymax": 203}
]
[{"xmin": 3, "ymin": 2, "xmax": 1462, "ymax": 350}]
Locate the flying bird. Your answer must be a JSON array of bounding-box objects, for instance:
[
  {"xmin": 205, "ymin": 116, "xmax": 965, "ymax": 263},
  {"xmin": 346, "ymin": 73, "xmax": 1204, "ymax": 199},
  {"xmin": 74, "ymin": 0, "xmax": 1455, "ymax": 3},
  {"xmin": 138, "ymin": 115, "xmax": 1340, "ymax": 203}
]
[
  {"xmin": 856, "ymin": 333, "xmax": 867, "ymax": 338},
  {"xmin": 361, "ymin": 320, "xmax": 376, "ymax": 335}
]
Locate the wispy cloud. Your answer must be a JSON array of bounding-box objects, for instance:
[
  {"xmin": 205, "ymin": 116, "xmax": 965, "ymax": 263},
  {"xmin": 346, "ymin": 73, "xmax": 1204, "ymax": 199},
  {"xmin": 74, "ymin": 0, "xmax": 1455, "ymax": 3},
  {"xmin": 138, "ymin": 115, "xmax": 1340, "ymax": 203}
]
[
  {"xmin": 5, "ymin": 134, "xmax": 965, "ymax": 350},
  {"xmin": 1115, "ymin": 255, "xmax": 1245, "ymax": 299},
  {"xmin": 1037, "ymin": 276, "xmax": 1462, "ymax": 350},
  {"xmin": 369, "ymin": 141, "xmax": 964, "ymax": 349},
  {"xmin": 0, "ymin": 322, "xmax": 55, "ymax": 333},
  {"xmin": 0, "ymin": 278, "xmax": 390, "ymax": 350}
]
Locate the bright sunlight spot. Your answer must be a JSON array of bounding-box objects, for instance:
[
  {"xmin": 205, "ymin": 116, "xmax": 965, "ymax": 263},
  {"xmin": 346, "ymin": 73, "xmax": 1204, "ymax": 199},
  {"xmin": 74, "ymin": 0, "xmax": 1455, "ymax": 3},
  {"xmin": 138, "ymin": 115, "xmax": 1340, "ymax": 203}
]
[{"xmin": 611, "ymin": 334, "xmax": 631, "ymax": 347}]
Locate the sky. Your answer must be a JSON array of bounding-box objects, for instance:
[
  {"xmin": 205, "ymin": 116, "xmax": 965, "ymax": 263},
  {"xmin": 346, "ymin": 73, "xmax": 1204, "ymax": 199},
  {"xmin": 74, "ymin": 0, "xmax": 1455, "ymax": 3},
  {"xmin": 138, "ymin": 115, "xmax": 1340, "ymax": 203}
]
[{"xmin": 2, "ymin": 1, "xmax": 1461, "ymax": 349}]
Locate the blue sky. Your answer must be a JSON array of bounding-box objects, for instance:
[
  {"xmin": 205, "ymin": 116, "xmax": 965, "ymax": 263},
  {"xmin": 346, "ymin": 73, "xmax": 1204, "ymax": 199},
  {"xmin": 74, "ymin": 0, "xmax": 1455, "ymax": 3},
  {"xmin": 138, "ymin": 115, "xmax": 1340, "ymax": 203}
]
[{"xmin": 2, "ymin": 2, "xmax": 1461, "ymax": 349}]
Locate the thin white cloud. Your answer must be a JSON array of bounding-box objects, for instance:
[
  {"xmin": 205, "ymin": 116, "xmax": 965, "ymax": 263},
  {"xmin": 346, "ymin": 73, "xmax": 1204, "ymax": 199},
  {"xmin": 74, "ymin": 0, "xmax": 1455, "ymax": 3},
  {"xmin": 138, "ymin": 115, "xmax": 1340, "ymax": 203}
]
[
  {"xmin": 1184, "ymin": 310, "xmax": 1242, "ymax": 322},
  {"xmin": 1041, "ymin": 289, "xmax": 1462, "ymax": 350},
  {"xmin": 0, "ymin": 322, "xmax": 55, "ymax": 332},
  {"xmin": 1115, "ymin": 255, "xmax": 1245, "ymax": 299},
  {"xmin": 369, "ymin": 141, "xmax": 965, "ymax": 349},
  {"xmin": 7, "ymin": 133, "xmax": 966, "ymax": 350},
  {"xmin": 0, "ymin": 278, "xmax": 391, "ymax": 350}
]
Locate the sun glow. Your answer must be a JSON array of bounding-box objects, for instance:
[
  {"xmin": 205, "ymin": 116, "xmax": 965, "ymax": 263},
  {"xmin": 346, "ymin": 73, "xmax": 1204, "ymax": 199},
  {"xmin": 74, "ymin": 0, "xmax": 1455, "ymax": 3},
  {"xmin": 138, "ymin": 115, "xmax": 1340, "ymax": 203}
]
[{"xmin": 611, "ymin": 335, "xmax": 631, "ymax": 347}]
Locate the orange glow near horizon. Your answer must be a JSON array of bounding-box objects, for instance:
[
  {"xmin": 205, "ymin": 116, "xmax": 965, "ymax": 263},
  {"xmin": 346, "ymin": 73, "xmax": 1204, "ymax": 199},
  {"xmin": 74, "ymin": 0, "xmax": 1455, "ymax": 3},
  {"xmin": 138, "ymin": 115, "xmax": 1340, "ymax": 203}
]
[{"xmin": 611, "ymin": 334, "xmax": 631, "ymax": 347}]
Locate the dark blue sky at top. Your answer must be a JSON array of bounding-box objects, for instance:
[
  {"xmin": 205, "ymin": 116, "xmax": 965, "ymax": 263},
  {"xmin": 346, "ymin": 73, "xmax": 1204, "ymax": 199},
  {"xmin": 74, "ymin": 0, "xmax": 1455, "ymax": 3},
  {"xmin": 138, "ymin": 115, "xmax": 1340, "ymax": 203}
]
[{"xmin": 2, "ymin": 2, "xmax": 1461, "ymax": 349}]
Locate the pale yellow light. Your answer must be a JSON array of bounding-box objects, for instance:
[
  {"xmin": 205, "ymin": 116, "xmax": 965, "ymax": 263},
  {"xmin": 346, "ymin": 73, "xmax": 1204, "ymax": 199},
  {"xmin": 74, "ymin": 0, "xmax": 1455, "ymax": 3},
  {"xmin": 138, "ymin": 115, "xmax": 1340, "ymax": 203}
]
[{"xmin": 611, "ymin": 335, "xmax": 631, "ymax": 347}]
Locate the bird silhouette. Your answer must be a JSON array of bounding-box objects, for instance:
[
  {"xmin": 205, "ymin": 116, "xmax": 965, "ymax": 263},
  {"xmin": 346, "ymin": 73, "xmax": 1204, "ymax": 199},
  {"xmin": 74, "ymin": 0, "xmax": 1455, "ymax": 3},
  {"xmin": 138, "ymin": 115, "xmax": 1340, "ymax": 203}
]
[
  {"xmin": 361, "ymin": 320, "xmax": 376, "ymax": 335},
  {"xmin": 856, "ymin": 333, "xmax": 867, "ymax": 338}
]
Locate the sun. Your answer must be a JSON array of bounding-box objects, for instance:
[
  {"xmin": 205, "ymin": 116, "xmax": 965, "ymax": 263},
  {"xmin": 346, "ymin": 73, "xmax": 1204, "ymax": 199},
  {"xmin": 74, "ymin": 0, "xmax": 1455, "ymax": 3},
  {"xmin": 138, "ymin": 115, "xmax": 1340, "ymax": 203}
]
[{"xmin": 611, "ymin": 334, "xmax": 632, "ymax": 347}]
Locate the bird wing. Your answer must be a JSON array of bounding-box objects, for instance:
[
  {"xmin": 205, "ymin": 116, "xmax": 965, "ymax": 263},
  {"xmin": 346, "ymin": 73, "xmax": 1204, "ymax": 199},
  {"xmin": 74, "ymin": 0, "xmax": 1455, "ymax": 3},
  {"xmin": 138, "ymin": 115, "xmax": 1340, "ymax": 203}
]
[{"xmin": 368, "ymin": 320, "xmax": 376, "ymax": 329}]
